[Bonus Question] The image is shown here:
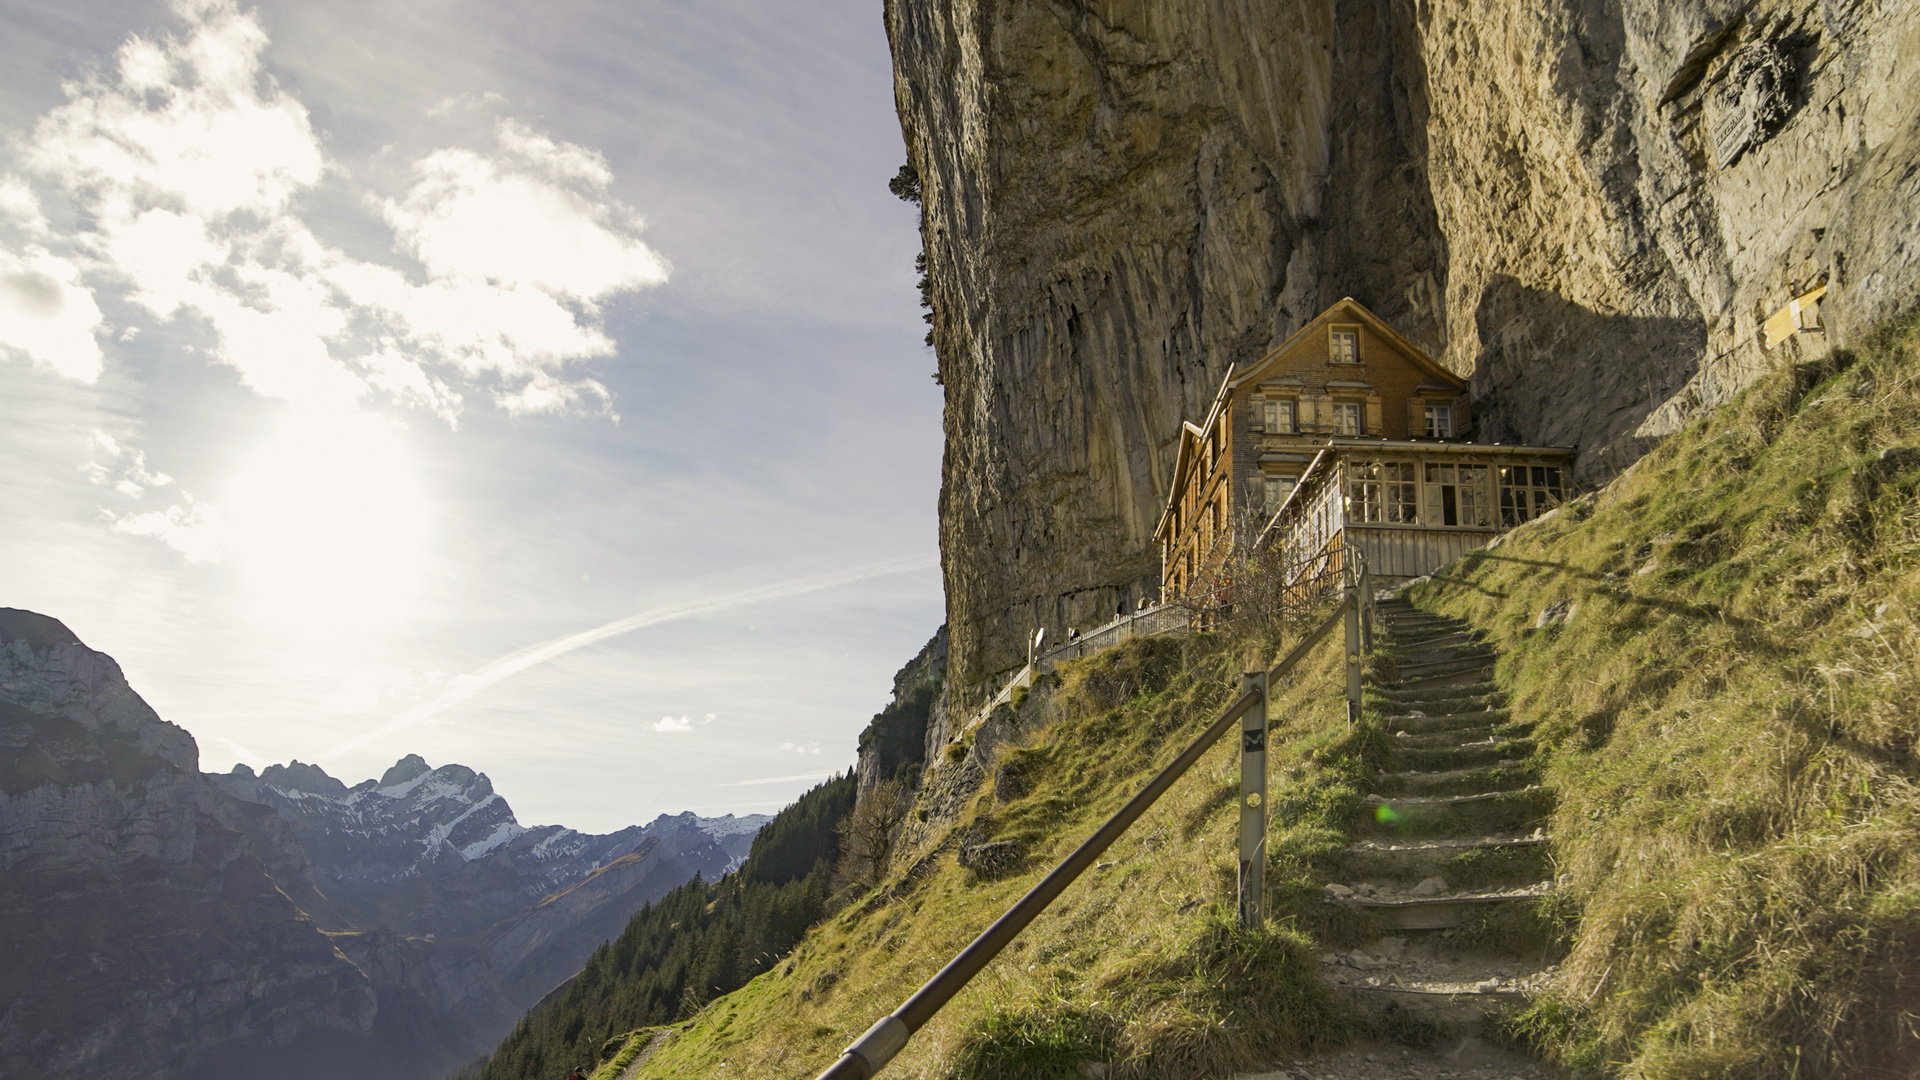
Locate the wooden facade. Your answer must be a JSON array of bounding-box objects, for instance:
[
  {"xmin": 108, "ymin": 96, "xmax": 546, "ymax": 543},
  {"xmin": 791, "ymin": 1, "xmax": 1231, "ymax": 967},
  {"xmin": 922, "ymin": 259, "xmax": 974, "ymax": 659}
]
[
  {"xmin": 1154, "ymin": 299, "xmax": 1574, "ymax": 602},
  {"xmin": 1259, "ymin": 440, "xmax": 1576, "ymax": 595}
]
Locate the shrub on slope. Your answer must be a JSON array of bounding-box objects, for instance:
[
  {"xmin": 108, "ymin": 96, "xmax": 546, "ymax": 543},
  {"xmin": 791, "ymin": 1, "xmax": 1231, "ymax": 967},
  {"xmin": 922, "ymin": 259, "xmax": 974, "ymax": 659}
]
[{"xmin": 1410, "ymin": 312, "xmax": 1920, "ymax": 1078}]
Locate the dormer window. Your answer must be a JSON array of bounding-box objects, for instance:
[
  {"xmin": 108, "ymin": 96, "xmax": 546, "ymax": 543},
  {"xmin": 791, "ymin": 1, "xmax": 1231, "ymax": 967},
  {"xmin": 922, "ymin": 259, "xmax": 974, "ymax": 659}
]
[
  {"xmin": 1424, "ymin": 404, "xmax": 1452, "ymax": 438},
  {"xmin": 1329, "ymin": 326, "xmax": 1361, "ymax": 364}
]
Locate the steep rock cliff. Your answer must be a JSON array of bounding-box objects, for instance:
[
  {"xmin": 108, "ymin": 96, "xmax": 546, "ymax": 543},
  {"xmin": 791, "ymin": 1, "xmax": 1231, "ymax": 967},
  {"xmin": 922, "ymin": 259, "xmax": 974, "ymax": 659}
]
[
  {"xmin": 886, "ymin": 0, "xmax": 1920, "ymax": 706},
  {"xmin": 0, "ymin": 609, "xmax": 376, "ymax": 1080}
]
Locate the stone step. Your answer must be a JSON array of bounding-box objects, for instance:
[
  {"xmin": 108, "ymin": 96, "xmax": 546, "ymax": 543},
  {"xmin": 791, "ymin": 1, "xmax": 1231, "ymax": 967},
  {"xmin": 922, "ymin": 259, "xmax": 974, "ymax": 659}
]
[
  {"xmin": 1389, "ymin": 724, "xmax": 1502, "ymax": 749},
  {"xmin": 1336, "ymin": 882, "xmax": 1553, "ymax": 930},
  {"xmin": 1389, "ymin": 630, "xmax": 1484, "ymax": 656},
  {"xmin": 1386, "ymin": 612, "xmax": 1470, "ymax": 625},
  {"xmin": 1374, "ymin": 761, "xmax": 1538, "ymax": 798},
  {"xmin": 1394, "ymin": 652, "xmax": 1497, "ymax": 676},
  {"xmin": 1387, "ymin": 623, "xmax": 1474, "ymax": 641},
  {"xmin": 1363, "ymin": 786, "xmax": 1553, "ymax": 837},
  {"xmin": 1372, "ymin": 684, "xmax": 1504, "ymax": 709},
  {"xmin": 1391, "ymin": 737, "xmax": 1536, "ymax": 772},
  {"xmin": 1390, "ymin": 667, "xmax": 1497, "ymax": 692},
  {"xmin": 1340, "ymin": 833, "xmax": 1550, "ymax": 885},
  {"xmin": 1381, "ymin": 608, "xmax": 1459, "ymax": 621},
  {"xmin": 1384, "ymin": 709, "xmax": 1514, "ymax": 734}
]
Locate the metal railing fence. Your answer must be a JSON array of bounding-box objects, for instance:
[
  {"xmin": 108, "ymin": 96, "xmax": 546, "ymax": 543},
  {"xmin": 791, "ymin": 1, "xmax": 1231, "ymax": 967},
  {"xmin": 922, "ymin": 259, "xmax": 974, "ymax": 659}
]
[{"xmin": 813, "ymin": 554, "xmax": 1377, "ymax": 1080}]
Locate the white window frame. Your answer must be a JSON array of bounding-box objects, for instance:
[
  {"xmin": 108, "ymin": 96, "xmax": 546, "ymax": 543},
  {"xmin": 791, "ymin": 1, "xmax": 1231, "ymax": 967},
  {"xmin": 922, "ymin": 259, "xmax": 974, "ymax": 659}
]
[
  {"xmin": 1331, "ymin": 401, "xmax": 1363, "ymax": 436},
  {"xmin": 1424, "ymin": 403, "xmax": 1453, "ymax": 439},
  {"xmin": 1423, "ymin": 463, "xmax": 1492, "ymax": 527},
  {"xmin": 1262, "ymin": 399, "xmax": 1295, "ymax": 434},
  {"xmin": 1499, "ymin": 464, "xmax": 1565, "ymax": 526},
  {"xmin": 1348, "ymin": 461, "xmax": 1417, "ymax": 524},
  {"xmin": 1329, "ymin": 326, "xmax": 1361, "ymax": 365}
]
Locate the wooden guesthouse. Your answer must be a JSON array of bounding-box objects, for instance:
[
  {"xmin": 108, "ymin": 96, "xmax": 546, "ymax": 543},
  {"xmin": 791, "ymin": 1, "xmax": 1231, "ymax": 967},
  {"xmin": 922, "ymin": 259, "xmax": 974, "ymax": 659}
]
[{"xmin": 1154, "ymin": 298, "xmax": 1574, "ymax": 604}]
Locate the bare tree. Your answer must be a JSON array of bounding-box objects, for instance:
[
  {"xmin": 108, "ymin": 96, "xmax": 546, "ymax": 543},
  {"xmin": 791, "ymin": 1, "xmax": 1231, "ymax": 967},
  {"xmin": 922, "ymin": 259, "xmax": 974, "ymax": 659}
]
[
  {"xmin": 1170, "ymin": 503, "xmax": 1344, "ymax": 635},
  {"xmin": 836, "ymin": 778, "xmax": 912, "ymax": 892}
]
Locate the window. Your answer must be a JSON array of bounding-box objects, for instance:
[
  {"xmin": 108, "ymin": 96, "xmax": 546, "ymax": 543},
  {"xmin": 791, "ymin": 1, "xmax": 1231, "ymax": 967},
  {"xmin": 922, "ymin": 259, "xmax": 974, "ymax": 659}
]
[
  {"xmin": 1261, "ymin": 399, "xmax": 1295, "ymax": 434},
  {"xmin": 1423, "ymin": 463, "xmax": 1491, "ymax": 527},
  {"xmin": 1330, "ymin": 327, "xmax": 1360, "ymax": 364},
  {"xmin": 1424, "ymin": 404, "xmax": 1453, "ymax": 439},
  {"xmin": 1331, "ymin": 402, "xmax": 1363, "ymax": 435},
  {"xmin": 1348, "ymin": 461, "xmax": 1417, "ymax": 523},
  {"xmin": 1261, "ymin": 474, "xmax": 1296, "ymax": 512},
  {"xmin": 1499, "ymin": 465, "xmax": 1564, "ymax": 526}
]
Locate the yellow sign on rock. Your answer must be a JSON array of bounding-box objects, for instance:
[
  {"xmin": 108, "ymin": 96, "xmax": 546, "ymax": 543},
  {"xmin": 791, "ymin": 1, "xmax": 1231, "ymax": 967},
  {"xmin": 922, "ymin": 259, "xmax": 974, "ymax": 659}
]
[{"xmin": 1763, "ymin": 283, "xmax": 1828, "ymax": 349}]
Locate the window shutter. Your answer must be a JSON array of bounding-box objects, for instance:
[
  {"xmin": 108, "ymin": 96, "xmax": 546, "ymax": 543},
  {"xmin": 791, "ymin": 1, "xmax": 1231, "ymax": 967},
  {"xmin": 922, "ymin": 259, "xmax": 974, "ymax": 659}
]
[{"xmin": 1366, "ymin": 398, "xmax": 1384, "ymax": 436}]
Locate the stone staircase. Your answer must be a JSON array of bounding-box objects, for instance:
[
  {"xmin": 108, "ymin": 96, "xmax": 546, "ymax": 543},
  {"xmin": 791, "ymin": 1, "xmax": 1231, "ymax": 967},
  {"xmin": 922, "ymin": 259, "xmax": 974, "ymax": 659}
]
[{"xmin": 1318, "ymin": 597, "xmax": 1558, "ymax": 1039}]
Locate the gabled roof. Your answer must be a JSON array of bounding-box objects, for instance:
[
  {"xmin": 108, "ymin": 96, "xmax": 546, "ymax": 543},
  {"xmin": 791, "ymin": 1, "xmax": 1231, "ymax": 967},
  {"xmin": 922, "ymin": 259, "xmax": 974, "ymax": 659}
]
[
  {"xmin": 1227, "ymin": 297, "xmax": 1464, "ymax": 393},
  {"xmin": 1154, "ymin": 369, "xmax": 1237, "ymax": 540}
]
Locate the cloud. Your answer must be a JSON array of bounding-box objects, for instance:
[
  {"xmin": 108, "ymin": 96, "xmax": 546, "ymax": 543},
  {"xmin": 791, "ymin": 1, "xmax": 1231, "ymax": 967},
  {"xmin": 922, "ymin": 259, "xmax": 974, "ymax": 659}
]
[
  {"xmin": 653, "ymin": 715, "xmax": 693, "ymax": 733},
  {"xmin": 15, "ymin": 0, "xmax": 667, "ymax": 423},
  {"xmin": 0, "ymin": 181, "xmax": 105, "ymax": 380},
  {"xmin": 321, "ymin": 553, "xmax": 936, "ymax": 759},
  {"xmin": 84, "ymin": 428, "xmax": 229, "ymax": 562},
  {"xmin": 108, "ymin": 496, "xmax": 228, "ymax": 563},
  {"xmin": 779, "ymin": 741, "xmax": 822, "ymax": 755}
]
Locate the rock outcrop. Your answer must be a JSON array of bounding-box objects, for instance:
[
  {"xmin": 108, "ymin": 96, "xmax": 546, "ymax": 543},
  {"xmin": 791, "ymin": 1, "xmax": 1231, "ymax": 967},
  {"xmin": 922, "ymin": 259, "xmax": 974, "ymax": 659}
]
[
  {"xmin": 0, "ymin": 608, "xmax": 770, "ymax": 1080},
  {"xmin": 885, "ymin": 0, "xmax": 1920, "ymax": 707},
  {"xmin": 0, "ymin": 609, "xmax": 376, "ymax": 1079}
]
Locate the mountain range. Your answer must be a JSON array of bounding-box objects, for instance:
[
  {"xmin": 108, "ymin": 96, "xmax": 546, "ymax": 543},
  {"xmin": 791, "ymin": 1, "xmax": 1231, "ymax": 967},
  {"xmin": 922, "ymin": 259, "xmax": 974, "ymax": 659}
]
[{"xmin": 0, "ymin": 607, "xmax": 767, "ymax": 1080}]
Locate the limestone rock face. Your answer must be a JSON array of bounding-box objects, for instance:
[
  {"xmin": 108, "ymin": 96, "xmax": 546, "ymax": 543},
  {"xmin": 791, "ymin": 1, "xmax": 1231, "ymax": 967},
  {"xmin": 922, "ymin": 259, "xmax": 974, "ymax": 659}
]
[
  {"xmin": 886, "ymin": 0, "xmax": 1920, "ymax": 706},
  {"xmin": 0, "ymin": 609, "xmax": 377, "ymax": 1080}
]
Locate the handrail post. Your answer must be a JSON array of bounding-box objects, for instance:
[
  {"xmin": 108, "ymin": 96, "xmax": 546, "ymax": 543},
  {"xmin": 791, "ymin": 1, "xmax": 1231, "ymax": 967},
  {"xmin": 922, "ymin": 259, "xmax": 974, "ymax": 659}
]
[
  {"xmin": 1344, "ymin": 588, "xmax": 1363, "ymax": 730},
  {"xmin": 1236, "ymin": 669, "xmax": 1268, "ymax": 928},
  {"xmin": 1357, "ymin": 553, "xmax": 1374, "ymax": 655}
]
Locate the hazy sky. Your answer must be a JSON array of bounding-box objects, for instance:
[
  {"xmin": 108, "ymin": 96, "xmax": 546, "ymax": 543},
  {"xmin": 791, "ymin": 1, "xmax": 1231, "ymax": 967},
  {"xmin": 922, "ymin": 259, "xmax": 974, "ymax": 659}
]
[{"xmin": 0, "ymin": 0, "xmax": 944, "ymax": 832}]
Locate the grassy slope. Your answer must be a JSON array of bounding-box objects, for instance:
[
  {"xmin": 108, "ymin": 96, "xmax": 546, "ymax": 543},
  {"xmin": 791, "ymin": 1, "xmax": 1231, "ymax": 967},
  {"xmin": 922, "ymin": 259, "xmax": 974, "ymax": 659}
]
[
  {"xmin": 624, "ymin": 622, "xmax": 1384, "ymax": 1080},
  {"xmin": 1408, "ymin": 314, "xmax": 1920, "ymax": 1078},
  {"xmin": 610, "ymin": 312, "xmax": 1919, "ymax": 1079}
]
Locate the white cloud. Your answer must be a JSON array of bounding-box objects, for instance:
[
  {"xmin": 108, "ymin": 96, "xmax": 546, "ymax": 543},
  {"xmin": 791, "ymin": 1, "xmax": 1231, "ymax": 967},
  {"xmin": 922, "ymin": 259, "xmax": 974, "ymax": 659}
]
[
  {"xmin": 0, "ymin": 182, "xmax": 105, "ymax": 381},
  {"xmin": 109, "ymin": 495, "xmax": 228, "ymax": 563},
  {"xmin": 16, "ymin": 0, "xmax": 666, "ymax": 422},
  {"xmin": 653, "ymin": 715, "xmax": 693, "ymax": 733},
  {"xmin": 9, "ymin": 0, "xmax": 671, "ymax": 573},
  {"xmin": 779, "ymin": 741, "xmax": 822, "ymax": 755},
  {"xmin": 84, "ymin": 428, "xmax": 226, "ymax": 562},
  {"xmin": 383, "ymin": 140, "xmax": 665, "ymax": 303}
]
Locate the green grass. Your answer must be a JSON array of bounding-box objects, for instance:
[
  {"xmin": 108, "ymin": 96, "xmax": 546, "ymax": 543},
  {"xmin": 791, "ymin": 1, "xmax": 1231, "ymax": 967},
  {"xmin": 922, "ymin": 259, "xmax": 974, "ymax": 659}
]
[
  {"xmin": 1412, "ymin": 311, "xmax": 1920, "ymax": 1078},
  {"xmin": 631, "ymin": 616, "xmax": 1374, "ymax": 1079}
]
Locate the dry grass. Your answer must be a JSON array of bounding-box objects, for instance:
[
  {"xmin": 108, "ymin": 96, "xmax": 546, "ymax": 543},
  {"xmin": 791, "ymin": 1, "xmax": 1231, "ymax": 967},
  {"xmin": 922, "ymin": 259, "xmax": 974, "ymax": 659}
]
[
  {"xmin": 1417, "ymin": 312, "xmax": 1920, "ymax": 1078},
  {"xmin": 626, "ymin": 611, "xmax": 1376, "ymax": 1079}
]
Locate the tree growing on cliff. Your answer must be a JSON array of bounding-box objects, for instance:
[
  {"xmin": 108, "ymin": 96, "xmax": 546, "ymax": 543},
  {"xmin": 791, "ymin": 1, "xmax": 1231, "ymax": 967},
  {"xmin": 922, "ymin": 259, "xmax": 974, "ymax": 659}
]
[{"xmin": 888, "ymin": 162, "xmax": 921, "ymax": 203}]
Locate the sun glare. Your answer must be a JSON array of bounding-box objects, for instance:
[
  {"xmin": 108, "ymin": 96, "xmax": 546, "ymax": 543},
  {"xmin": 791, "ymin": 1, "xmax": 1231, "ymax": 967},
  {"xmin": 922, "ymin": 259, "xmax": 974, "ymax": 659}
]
[{"xmin": 226, "ymin": 412, "xmax": 429, "ymax": 632}]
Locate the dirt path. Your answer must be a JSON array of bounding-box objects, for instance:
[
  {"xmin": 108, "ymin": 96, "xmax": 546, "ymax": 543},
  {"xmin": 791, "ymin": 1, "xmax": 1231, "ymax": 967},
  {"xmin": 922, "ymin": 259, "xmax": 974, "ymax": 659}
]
[
  {"xmin": 609, "ymin": 1030, "xmax": 670, "ymax": 1080},
  {"xmin": 1243, "ymin": 1034, "xmax": 1558, "ymax": 1079}
]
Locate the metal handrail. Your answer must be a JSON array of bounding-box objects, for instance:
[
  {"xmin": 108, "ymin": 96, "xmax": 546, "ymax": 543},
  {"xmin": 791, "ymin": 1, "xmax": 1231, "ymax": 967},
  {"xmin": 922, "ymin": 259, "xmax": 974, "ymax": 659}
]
[{"xmin": 812, "ymin": 598, "xmax": 1355, "ymax": 1080}]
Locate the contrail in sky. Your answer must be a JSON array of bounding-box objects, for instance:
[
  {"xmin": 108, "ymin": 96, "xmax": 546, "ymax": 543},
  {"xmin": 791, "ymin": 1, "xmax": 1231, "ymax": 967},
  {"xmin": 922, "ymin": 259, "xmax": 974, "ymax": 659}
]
[{"xmin": 323, "ymin": 554, "xmax": 937, "ymax": 760}]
